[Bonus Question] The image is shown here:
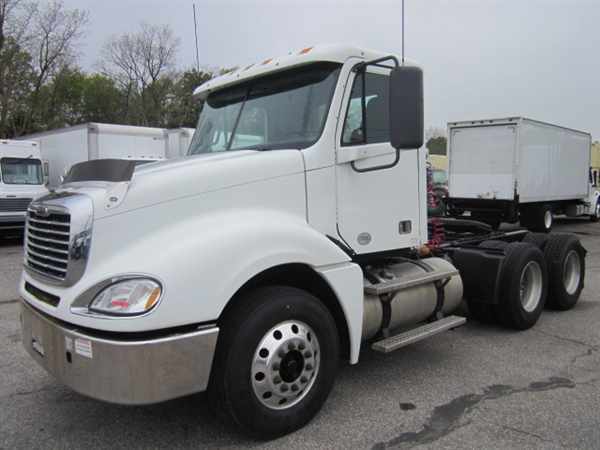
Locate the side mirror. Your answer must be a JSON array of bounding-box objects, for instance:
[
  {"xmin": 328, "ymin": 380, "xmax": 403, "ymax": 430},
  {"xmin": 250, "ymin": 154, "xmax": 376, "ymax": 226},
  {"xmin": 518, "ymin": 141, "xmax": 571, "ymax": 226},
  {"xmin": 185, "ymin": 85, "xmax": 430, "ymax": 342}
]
[{"xmin": 389, "ymin": 66, "xmax": 424, "ymax": 150}]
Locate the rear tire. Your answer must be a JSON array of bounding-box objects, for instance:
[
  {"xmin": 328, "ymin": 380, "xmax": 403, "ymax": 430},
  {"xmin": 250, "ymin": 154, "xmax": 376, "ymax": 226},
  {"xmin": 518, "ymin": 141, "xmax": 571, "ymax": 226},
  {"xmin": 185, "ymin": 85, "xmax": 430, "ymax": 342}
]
[
  {"xmin": 496, "ymin": 243, "xmax": 548, "ymax": 330},
  {"xmin": 208, "ymin": 286, "xmax": 339, "ymax": 438},
  {"xmin": 543, "ymin": 234, "xmax": 586, "ymax": 310}
]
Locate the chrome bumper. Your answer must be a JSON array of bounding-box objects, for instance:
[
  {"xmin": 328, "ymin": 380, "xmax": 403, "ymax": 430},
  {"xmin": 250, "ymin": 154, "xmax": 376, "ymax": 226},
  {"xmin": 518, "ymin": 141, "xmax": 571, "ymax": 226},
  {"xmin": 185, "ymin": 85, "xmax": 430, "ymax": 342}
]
[{"xmin": 20, "ymin": 300, "xmax": 219, "ymax": 405}]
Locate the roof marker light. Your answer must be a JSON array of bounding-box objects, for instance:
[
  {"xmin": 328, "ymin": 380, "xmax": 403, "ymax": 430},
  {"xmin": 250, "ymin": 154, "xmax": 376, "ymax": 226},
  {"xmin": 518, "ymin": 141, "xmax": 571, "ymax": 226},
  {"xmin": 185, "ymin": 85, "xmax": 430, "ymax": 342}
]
[
  {"xmin": 261, "ymin": 58, "xmax": 273, "ymax": 65},
  {"xmin": 299, "ymin": 46, "xmax": 313, "ymax": 55}
]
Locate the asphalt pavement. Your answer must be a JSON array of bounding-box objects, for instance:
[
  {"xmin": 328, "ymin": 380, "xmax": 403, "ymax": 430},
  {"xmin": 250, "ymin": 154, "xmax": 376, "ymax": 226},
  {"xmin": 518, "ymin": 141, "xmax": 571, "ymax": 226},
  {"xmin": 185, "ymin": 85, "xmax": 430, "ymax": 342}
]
[{"xmin": 1, "ymin": 219, "xmax": 599, "ymax": 449}]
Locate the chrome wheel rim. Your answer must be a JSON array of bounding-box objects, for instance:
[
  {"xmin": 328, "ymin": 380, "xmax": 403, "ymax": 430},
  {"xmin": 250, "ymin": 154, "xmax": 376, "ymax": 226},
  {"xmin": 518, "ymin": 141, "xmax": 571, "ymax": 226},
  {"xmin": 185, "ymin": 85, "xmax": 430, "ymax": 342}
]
[
  {"xmin": 595, "ymin": 203, "xmax": 600, "ymax": 219},
  {"xmin": 563, "ymin": 250, "xmax": 581, "ymax": 295},
  {"xmin": 544, "ymin": 210, "xmax": 553, "ymax": 229},
  {"xmin": 519, "ymin": 261, "xmax": 543, "ymax": 312},
  {"xmin": 251, "ymin": 320, "xmax": 320, "ymax": 410}
]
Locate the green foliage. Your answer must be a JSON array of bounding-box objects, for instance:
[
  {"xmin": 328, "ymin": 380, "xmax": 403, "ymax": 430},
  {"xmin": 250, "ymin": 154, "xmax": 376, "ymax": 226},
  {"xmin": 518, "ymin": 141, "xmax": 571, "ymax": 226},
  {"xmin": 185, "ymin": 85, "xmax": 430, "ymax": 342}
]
[
  {"xmin": 426, "ymin": 136, "xmax": 447, "ymax": 155},
  {"xmin": 0, "ymin": 38, "xmax": 35, "ymax": 137}
]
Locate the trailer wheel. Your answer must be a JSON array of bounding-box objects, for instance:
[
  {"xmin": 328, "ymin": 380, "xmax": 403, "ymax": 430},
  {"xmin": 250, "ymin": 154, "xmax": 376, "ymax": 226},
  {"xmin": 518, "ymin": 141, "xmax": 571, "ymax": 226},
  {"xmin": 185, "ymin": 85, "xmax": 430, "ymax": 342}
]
[
  {"xmin": 543, "ymin": 234, "xmax": 586, "ymax": 310},
  {"xmin": 208, "ymin": 286, "xmax": 339, "ymax": 438},
  {"xmin": 496, "ymin": 243, "xmax": 548, "ymax": 330},
  {"xmin": 522, "ymin": 232, "xmax": 550, "ymax": 250},
  {"xmin": 591, "ymin": 200, "xmax": 600, "ymax": 223},
  {"xmin": 522, "ymin": 205, "xmax": 553, "ymax": 233}
]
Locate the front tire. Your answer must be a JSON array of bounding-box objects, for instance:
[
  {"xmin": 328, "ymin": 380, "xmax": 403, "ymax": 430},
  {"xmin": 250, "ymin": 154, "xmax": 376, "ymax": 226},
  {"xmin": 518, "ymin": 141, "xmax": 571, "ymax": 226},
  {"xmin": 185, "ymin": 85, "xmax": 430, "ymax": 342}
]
[{"xmin": 208, "ymin": 286, "xmax": 339, "ymax": 438}]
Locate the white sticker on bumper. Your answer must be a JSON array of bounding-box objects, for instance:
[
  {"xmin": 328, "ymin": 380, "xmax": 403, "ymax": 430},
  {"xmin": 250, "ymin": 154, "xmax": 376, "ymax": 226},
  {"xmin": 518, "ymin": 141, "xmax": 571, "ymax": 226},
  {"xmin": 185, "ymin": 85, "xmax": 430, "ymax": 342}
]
[{"xmin": 75, "ymin": 338, "xmax": 93, "ymax": 358}]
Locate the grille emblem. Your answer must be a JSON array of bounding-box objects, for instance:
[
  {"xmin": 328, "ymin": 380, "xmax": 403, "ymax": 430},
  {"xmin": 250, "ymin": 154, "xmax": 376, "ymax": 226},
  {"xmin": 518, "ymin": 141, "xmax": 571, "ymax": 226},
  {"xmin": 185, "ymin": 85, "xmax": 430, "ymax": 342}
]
[{"xmin": 31, "ymin": 205, "xmax": 50, "ymax": 217}]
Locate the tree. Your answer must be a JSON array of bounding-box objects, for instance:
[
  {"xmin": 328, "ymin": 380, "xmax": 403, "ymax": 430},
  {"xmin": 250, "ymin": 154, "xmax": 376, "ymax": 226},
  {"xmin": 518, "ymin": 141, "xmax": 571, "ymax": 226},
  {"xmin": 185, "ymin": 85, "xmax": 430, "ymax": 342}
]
[
  {"xmin": 425, "ymin": 127, "xmax": 447, "ymax": 155},
  {"xmin": 100, "ymin": 23, "xmax": 180, "ymax": 126},
  {"xmin": 20, "ymin": 0, "xmax": 88, "ymax": 133},
  {"xmin": 164, "ymin": 68, "xmax": 211, "ymax": 128}
]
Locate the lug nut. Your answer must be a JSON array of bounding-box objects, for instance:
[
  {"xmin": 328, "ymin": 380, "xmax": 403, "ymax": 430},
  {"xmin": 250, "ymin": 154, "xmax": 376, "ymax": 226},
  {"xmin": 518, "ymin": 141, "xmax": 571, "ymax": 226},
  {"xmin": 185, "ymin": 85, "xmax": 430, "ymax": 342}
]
[
  {"xmin": 300, "ymin": 376, "xmax": 308, "ymax": 383},
  {"xmin": 298, "ymin": 343, "xmax": 306, "ymax": 350},
  {"xmin": 272, "ymin": 363, "xmax": 280, "ymax": 371},
  {"xmin": 273, "ymin": 376, "xmax": 282, "ymax": 384},
  {"xmin": 281, "ymin": 384, "xmax": 289, "ymax": 392},
  {"xmin": 291, "ymin": 384, "xmax": 299, "ymax": 392},
  {"xmin": 305, "ymin": 364, "xmax": 313, "ymax": 371},
  {"xmin": 288, "ymin": 343, "xmax": 296, "ymax": 351},
  {"xmin": 304, "ymin": 351, "xmax": 312, "ymax": 358}
]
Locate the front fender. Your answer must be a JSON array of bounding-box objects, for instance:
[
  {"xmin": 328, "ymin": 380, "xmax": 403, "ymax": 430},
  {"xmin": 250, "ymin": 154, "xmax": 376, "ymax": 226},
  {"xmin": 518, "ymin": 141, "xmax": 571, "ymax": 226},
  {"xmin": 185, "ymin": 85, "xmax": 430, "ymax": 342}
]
[{"xmin": 42, "ymin": 207, "xmax": 352, "ymax": 332}]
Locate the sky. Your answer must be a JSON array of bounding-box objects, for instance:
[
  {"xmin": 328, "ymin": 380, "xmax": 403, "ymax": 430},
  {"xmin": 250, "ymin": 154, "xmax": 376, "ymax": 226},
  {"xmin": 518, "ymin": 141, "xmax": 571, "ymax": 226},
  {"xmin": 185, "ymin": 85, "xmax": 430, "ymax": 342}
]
[{"xmin": 62, "ymin": 0, "xmax": 600, "ymax": 139}]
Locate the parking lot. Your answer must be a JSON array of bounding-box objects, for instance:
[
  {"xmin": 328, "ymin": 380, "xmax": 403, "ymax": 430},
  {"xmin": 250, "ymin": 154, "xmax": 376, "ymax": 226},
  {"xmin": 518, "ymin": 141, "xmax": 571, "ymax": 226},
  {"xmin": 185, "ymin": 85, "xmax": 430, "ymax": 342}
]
[{"xmin": 1, "ymin": 219, "xmax": 599, "ymax": 449}]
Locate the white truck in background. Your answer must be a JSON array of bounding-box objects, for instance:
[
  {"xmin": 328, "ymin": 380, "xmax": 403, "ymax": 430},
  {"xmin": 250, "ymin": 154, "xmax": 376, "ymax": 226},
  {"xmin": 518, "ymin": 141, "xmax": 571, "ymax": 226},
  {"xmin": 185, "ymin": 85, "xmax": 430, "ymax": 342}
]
[
  {"xmin": 446, "ymin": 117, "xmax": 600, "ymax": 231},
  {"xmin": 0, "ymin": 140, "xmax": 49, "ymax": 231},
  {"xmin": 166, "ymin": 128, "xmax": 195, "ymax": 158},
  {"xmin": 21, "ymin": 123, "xmax": 168, "ymax": 188},
  {"xmin": 18, "ymin": 45, "xmax": 588, "ymax": 438}
]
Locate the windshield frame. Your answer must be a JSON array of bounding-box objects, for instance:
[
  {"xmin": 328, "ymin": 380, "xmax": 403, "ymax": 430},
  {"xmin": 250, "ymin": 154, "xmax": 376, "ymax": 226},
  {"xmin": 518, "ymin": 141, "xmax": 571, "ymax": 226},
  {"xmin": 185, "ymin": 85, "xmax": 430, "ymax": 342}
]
[
  {"xmin": 0, "ymin": 157, "xmax": 44, "ymax": 185},
  {"xmin": 189, "ymin": 62, "xmax": 342, "ymax": 155}
]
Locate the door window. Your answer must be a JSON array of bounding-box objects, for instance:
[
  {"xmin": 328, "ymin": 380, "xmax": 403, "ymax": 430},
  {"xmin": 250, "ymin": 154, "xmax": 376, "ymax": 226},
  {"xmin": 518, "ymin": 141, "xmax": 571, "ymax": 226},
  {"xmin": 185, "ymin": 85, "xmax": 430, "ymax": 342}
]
[{"xmin": 341, "ymin": 71, "xmax": 390, "ymax": 146}]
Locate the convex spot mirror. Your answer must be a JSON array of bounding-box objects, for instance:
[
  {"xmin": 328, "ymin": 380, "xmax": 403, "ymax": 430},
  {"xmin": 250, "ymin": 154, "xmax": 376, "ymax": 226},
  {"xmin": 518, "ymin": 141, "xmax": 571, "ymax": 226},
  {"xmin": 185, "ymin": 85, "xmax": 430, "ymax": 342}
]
[{"xmin": 389, "ymin": 66, "xmax": 424, "ymax": 150}]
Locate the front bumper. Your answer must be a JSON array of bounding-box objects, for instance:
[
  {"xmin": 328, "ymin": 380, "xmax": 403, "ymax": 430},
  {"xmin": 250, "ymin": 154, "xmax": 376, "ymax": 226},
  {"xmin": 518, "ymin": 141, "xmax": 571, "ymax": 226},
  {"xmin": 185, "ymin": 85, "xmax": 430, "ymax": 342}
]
[{"xmin": 20, "ymin": 299, "xmax": 219, "ymax": 405}]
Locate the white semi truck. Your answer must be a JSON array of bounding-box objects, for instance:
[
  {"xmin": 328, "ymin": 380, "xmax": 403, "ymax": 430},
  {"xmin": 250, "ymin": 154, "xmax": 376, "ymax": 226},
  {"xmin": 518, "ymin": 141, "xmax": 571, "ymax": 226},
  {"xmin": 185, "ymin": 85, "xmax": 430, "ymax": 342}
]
[
  {"xmin": 0, "ymin": 140, "xmax": 49, "ymax": 230},
  {"xmin": 446, "ymin": 118, "xmax": 600, "ymax": 231},
  {"xmin": 19, "ymin": 45, "xmax": 587, "ymax": 437},
  {"xmin": 21, "ymin": 123, "xmax": 168, "ymax": 188}
]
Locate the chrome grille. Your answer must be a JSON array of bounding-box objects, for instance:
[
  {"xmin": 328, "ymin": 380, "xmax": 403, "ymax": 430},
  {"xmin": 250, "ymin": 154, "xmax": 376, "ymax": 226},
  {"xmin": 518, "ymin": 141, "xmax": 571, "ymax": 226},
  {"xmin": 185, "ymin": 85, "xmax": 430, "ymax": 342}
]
[
  {"xmin": 26, "ymin": 209, "xmax": 70, "ymax": 280},
  {"xmin": 0, "ymin": 198, "xmax": 33, "ymax": 212}
]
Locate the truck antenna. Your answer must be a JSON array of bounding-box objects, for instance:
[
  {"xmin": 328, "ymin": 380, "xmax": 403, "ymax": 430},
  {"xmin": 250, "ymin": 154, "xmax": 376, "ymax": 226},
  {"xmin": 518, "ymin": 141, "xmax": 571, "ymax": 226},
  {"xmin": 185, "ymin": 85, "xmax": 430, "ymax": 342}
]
[
  {"xmin": 402, "ymin": 0, "xmax": 405, "ymax": 65},
  {"xmin": 193, "ymin": 3, "xmax": 200, "ymax": 72}
]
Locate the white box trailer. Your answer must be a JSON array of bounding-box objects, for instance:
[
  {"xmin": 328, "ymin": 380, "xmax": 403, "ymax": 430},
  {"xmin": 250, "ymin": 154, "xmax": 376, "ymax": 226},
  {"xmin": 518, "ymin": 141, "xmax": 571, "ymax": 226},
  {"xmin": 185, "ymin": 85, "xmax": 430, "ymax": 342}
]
[
  {"xmin": 21, "ymin": 123, "xmax": 168, "ymax": 187},
  {"xmin": 446, "ymin": 117, "xmax": 600, "ymax": 231},
  {"xmin": 166, "ymin": 128, "xmax": 195, "ymax": 158}
]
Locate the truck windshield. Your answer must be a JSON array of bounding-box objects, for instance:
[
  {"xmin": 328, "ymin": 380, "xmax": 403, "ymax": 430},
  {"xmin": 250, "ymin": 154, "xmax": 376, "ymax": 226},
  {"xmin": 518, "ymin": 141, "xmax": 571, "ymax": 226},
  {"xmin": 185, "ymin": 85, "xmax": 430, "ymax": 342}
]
[
  {"xmin": 189, "ymin": 62, "xmax": 341, "ymax": 154},
  {"xmin": 0, "ymin": 157, "xmax": 44, "ymax": 185}
]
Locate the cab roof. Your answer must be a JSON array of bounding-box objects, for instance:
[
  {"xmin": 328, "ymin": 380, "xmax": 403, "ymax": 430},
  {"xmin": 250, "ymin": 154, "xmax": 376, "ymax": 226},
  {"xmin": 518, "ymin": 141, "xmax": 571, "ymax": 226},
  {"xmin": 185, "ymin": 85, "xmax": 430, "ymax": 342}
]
[{"xmin": 193, "ymin": 43, "xmax": 414, "ymax": 100}]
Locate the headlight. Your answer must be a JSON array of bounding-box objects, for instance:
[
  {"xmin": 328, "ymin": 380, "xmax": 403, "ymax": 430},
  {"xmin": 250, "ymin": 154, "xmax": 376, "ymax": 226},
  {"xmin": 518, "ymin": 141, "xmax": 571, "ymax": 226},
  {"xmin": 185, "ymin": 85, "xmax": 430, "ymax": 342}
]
[{"xmin": 89, "ymin": 278, "xmax": 162, "ymax": 316}]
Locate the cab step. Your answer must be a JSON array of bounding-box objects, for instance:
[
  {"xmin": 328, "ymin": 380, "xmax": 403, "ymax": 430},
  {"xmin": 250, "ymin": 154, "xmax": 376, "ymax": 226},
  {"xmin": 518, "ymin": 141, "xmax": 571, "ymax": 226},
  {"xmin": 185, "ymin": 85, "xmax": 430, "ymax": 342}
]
[{"xmin": 371, "ymin": 315, "xmax": 467, "ymax": 353}]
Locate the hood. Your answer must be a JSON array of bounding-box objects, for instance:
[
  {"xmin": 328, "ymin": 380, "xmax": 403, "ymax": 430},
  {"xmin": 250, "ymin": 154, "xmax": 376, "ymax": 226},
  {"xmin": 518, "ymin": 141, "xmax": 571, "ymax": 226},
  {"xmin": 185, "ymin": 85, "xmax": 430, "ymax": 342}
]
[{"xmin": 52, "ymin": 150, "xmax": 306, "ymax": 220}]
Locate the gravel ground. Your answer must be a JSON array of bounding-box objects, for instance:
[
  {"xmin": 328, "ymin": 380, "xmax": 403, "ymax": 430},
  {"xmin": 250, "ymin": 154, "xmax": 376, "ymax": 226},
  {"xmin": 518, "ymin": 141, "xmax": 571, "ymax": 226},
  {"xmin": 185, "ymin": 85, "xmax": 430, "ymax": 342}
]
[{"xmin": 1, "ymin": 219, "xmax": 599, "ymax": 449}]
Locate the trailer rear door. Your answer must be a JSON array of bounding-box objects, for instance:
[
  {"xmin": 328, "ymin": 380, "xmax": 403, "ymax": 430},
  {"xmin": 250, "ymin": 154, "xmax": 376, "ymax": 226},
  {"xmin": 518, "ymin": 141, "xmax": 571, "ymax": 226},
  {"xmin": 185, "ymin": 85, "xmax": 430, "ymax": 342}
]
[{"xmin": 448, "ymin": 124, "xmax": 516, "ymax": 200}]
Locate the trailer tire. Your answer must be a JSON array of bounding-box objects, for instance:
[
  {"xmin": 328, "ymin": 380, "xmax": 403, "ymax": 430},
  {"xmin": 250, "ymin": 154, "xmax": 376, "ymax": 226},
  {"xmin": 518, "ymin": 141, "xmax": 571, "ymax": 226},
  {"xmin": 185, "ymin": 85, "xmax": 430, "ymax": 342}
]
[
  {"xmin": 496, "ymin": 243, "xmax": 548, "ymax": 330},
  {"xmin": 522, "ymin": 232, "xmax": 550, "ymax": 250},
  {"xmin": 208, "ymin": 286, "xmax": 339, "ymax": 438},
  {"xmin": 591, "ymin": 200, "xmax": 600, "ymax": 223},
  {"xmin": 543, "ymin": 234, "xmax": 586, "ymax": 310},
  {"xmin": 522, "ymin": 205, "xmax": 553, "ymax": 233}
]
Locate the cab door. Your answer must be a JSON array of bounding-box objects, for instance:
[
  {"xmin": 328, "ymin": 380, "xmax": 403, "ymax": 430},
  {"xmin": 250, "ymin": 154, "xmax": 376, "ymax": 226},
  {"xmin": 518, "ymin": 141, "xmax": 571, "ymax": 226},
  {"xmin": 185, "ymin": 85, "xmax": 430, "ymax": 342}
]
[{"xmin": 335, "ymin": 66, "xmax": 424, "ymax": 254}]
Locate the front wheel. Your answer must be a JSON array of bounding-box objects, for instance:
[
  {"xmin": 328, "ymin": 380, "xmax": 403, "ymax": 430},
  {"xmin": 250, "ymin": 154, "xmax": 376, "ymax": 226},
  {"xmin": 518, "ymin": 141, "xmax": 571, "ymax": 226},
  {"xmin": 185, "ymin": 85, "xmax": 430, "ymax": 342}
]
[{"xmin": 208, "ymin": 286, "xmax": 339, "ymax": 438}]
